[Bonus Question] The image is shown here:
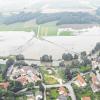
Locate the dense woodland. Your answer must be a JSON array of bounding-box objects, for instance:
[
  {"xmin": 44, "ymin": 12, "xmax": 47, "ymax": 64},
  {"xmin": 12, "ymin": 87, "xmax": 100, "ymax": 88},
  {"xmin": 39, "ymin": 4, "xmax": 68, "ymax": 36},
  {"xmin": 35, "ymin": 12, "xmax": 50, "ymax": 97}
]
[{"xmin": 1, "ymin": 8, "xmax": 100, "ymax": 25}]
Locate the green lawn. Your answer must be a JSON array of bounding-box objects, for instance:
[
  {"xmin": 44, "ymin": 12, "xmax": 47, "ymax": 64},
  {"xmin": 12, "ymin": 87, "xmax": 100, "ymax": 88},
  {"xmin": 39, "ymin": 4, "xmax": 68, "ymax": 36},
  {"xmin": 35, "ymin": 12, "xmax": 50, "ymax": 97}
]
[
  {"xmin": 2, "ymin": 94, "xmax": 26, "ymax": 100},
  {"xmin": 94, "ymin": 92, "xmax": 100, "ymax": 100},
  {"xmin": 0, "ymin": 21, "xmax": 74, "ymax": 36},
  {"xmin": 72, "ymin": 84, "xmax": 95, "ymax": 100},
  {"xmin": 46, "ymin": 88, "xmax": 59, "ymax": 100},
  {"xmin": 44, "ymin": 75, "xmax": 58, "ymax": 85},
  {"xmin": 0, "ymin": 24, "xmax": 33, "ymax": 32},
  {"xmin": 46, "ymin": 87, "xmax": 69, "ymax": 100},
  {"xmin": 40, "ymin": 66, "xmax": 58, "ymax": 85},
  {"xmin": 15, "ymin": 96, "xmax": 27, "ymax": 100},
  {"xmin": 79, "ymin": 66, "xmax": 92, "ymax": 73},
  {"xmin": 0, "ymin": 74, "xmax": 3, "ymax": 82},
  {"xmin": 59, "ymin": 31, "xmax": 73, "ymax": 36},
  {"xmin": 0, "ymin": 64, "xmax": 6, "ymax": 73},
  {"xmin": 67, "ymin": 96, "xmax": 72, "ymax": 100},
  {"xmin": 84, "ymin": 73, "xmax": 91, "ymax": 83}
]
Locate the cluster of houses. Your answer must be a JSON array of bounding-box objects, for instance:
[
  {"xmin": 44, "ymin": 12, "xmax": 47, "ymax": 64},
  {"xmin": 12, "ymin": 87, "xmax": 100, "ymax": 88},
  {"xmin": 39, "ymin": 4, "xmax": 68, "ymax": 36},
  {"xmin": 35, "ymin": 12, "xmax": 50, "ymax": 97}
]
[
  {"xmin": 92, "ymin": 57, "xmax": 100, "ymax": 70},
  {"xmin": 0, "ymin": 65, "xmax": 43, "ymax": 100},
  {"xmin": 0, "ymin": 52, "xmax": 100, "ymax": 100},
  {"xmin": 10, "ymin": 66, "xmax": 42, "ymax": 85},
  {"xmin": 73, "ymin": 72, "xmax": 100, "ymax": 100},
  {"xmin": 91, "ymin": 71, "xmax": 100, "ymax": 93}
]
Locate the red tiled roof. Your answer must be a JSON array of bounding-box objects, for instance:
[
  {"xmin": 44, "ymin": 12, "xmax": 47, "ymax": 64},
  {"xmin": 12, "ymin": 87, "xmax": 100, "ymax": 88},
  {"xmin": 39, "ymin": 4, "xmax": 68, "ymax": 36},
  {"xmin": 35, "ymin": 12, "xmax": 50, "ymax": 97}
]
[
  {"xmin": 16, "ymin": 76, "xmax": 28, "ymax": 85},
  {"xmin": 92, "ymin": 74, "xmax": 97, "ymax": 84},
  {"xmin": 58, "ymin": 86, "xmax": 68, "ymax": 96},
  {"xmin": 77, "ymin": 74, "xmax": 86, "ymax": 85},
  {"xmin": 0, "ymin": 82, "xmax": 9, "ymax": 89},
  {"xmin": 58, "ymin": 86, "xmax": 66, "ymax": 92},
  {"xmin": 82, "ymin": 96, "xmax": 91, "ymax": 100}
]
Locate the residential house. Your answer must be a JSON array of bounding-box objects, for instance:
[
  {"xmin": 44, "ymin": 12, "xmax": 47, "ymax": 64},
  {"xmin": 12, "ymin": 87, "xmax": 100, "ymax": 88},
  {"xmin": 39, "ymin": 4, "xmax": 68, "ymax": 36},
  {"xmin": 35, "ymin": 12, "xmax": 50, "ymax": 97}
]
[
  {"xmin": 81, "ymin": 96, "xmax": 91, "ymax": 100},
  {"xmin": 0, "ymin": 82, "xmax": 9, "ymax": 90},
  {"xmin": 58, "ymin": 86, "xmax": 68, "ymax": 96},
  {"xmin": 92, "ymin": 60, "xmax": 99, "ymax": 69},
  {"xmin": 16, "ymin": 76, "xmax": 28, "ymax": 85},
  {"xmin": 91, "ymin": 74, "xmax": 100, "ymax": 92},
  {"xmin": 12, "ymin": 66, "xmax": 41, "ymax": 85},
  {"xmin": 57, "ymin": 86, "xmax": 68, "ymax": 100},
  {"xmin": 74, "ymin": 74, "xmax": 87, "ymax": 87}
]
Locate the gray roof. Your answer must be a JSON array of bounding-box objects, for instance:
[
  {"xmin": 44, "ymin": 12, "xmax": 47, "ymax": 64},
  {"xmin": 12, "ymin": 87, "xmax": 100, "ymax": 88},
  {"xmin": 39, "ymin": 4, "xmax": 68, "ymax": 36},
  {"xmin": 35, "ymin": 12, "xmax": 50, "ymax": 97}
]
[{"xmin": 57, "ymin": 95, "xmax": 67, "ymax": 100}]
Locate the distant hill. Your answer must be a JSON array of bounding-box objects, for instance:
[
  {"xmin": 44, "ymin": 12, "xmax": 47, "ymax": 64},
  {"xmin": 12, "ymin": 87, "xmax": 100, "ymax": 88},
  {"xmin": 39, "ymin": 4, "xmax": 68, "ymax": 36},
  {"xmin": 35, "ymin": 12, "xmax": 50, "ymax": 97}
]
[{"xmin": 0, "ymin": 9, "xmax": 100, "ymax": 25}]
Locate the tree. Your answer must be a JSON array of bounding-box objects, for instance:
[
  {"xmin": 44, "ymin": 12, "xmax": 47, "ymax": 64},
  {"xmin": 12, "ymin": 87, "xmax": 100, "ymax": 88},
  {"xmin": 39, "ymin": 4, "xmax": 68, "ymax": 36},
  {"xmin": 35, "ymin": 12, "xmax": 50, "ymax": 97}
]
[
  {"xmin": 0, "ymin": 67, "xmax": 2, "ymax": 74},
  {"xmin": 40, "ymin": 55, "xmax": 53, "ymax": 62},
  {"xmin": 57, "ymin": 68, "xmax": 66, "ymax": 82},
  {"xmin": 72, "ymin": 60, "xmax": 80, "ymax": 67},
  {"xmin": 81, "ymin": 51, "xmax": 87, "ymax": 59},
  {"xmin": 0, "ymin": 89, "xmax": 7, "ymax": 100},
  {"xmin": 74, "ymin": 54, "xmax": 78, "ymax": 59},
  {"xmin": 6, "ymin": 58, "xmax": 14, "ymax": 67},
  {"xmin": 39, "ymin": 83, "xmax": 44, "ymax": 92},
  {"xmin": 98, "ymin": 52, "xmax": 100, "ymax": 56},
  {"xmin": 62, "ymin": 53, "xmax": 73, "ymax": 61},
  {"xmin": 16, "ymin": 54, "xmax": 25, "ymax": 61},
  {"xmin": 15, "ymin": 61, "xmax": 28, "ymax": 66},
  {"xmin": 31, "ymin": 64, "xmax": 38, "ymax": 69},
  {"xmin": 26, "ymin": 82, "xmax": 34, "ymax": 90},
  {"xmin": 59, "ymin": 61, "xmax": 65, "ymax": 67},
  {"xmin": 92, "ymin": 42, "xmax": 100, "ymax": 54},
  {"xmin": 94, "ymin": 42, "xmax": 100, "ymax": 52},
  {"xmin": 81, "ymin": 57, "xmax": 91, "ymax": 66},
  {"xmin": 65, "ymin": 68, "xmax": 72, "ymax": 81},
  {"xmin": 9, "ymin": 81, "xmax": 23, "ymax": 92}
]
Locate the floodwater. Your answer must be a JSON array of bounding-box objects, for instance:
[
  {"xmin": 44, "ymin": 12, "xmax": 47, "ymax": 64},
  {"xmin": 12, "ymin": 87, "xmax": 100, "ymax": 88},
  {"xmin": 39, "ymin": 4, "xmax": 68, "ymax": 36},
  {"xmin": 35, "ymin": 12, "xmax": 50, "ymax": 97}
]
[
  {"xmin": 22, "ymin": 36, "xmax": 100, "ymax": 59},
  {"xmin": 0, "ymin": 31, "xmax": 99, "ymax": 60}
]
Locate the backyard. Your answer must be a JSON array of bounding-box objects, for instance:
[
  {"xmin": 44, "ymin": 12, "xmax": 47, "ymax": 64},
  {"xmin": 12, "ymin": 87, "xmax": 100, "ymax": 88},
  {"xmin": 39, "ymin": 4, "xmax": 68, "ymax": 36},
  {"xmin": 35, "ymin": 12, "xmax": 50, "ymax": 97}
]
[
  {"xmin": 44, "ymin": 74, "xmax": 58, "ymax": 85},
  {"xmin": 46, "ymin": 88, "xmax": 59, "ymax": 100},
  {"xmin": 46, "ymin": 87, "xmax": 70, "ymax": 100},
  {"xmin": 72, "ymin": 84, "xmax": 96, "ymax": 100},
  {"xmin": 79, "ymin": 66, "xmax": 92, "ymax": 73}
]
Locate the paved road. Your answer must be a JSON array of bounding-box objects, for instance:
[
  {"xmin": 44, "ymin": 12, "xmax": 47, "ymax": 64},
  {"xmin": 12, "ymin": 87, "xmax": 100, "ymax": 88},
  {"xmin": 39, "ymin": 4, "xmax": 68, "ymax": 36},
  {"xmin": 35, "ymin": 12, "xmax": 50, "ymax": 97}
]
[
  {"xmin": 16, "ymin": 72, "xmax": 91, "ymax": 100},
  {"xmin": 65, "ymin": 83, "xmax": 76, "ymax": 100},
  {"xmin": 41, "ymin": 72, "xmax": 91, "ymax": 100}
]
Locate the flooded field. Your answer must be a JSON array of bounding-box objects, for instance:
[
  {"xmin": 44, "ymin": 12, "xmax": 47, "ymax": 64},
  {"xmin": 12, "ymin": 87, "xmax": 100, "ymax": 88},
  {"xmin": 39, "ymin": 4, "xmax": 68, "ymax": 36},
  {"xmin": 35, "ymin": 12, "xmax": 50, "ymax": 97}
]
[
  {"xmin": 0, "ymin": 31, "xmax": 99, "ymax": 59},
  {"xmin": 22, "ymin": 36, "xmax": 100, "ymax": 59}
]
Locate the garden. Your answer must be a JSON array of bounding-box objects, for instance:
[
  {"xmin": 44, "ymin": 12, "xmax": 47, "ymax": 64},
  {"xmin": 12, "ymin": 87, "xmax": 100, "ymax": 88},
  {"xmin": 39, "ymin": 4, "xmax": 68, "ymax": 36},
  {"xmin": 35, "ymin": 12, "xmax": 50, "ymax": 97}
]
[
  {"xmin": 79, "ymin": 66, "xmax": 92, "ymax": 73},
  {"xmin": 46, "ymin": 88, "xmax": 59, "ymax": 100},
  {"xmin": 72, "ymin": 84, "xmax": 96, "ymax": 100}
]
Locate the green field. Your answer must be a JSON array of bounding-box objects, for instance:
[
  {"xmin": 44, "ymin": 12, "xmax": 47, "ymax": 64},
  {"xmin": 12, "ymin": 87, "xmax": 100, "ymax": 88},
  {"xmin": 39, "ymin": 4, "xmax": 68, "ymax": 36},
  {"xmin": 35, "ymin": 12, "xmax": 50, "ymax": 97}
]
[
  {"xmin": 0, "ymin": 64, "xmax": 7, "ymax": 72},
  {"xmin": 0, "ymin": 21, "xmax": 73, "ymax": 36},
  {"xmin": 59, "ymin": 31, "xmax": 73, "ymax": 36}
]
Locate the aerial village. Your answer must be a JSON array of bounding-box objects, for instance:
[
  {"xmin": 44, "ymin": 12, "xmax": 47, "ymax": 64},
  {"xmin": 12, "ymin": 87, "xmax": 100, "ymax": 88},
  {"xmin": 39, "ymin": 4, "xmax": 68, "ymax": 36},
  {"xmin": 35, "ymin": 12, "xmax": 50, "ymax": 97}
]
[{"xmin": 0, "ymin": 42, "xmax": 100, "ymax": 100}]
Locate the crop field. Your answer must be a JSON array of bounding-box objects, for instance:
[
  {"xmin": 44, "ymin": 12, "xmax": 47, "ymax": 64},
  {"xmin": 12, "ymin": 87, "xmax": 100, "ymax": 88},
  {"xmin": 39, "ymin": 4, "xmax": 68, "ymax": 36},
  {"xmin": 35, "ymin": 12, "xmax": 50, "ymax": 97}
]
[{"xmin": 0, "ymin": 21, "xmax": 73, "ymax": 36}]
